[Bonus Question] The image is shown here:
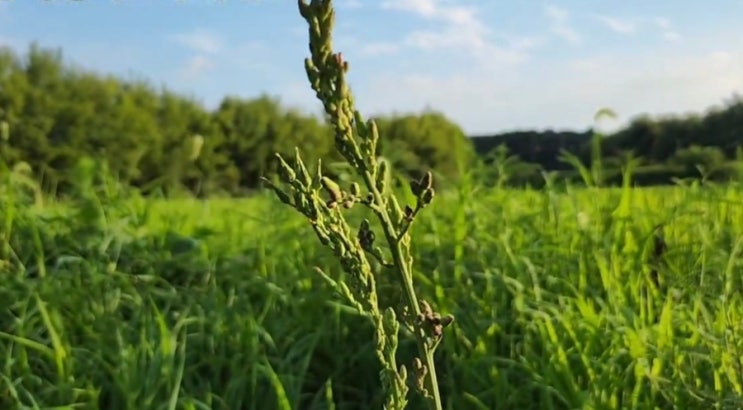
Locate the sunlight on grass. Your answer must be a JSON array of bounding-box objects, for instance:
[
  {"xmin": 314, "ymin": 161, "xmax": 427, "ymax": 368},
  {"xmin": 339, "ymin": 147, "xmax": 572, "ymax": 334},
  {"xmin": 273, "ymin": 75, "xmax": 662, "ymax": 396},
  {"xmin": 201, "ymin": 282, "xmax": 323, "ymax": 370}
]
[{"xmin": 1, "ymin": 170, "xmax": 743, "ymax": 408}]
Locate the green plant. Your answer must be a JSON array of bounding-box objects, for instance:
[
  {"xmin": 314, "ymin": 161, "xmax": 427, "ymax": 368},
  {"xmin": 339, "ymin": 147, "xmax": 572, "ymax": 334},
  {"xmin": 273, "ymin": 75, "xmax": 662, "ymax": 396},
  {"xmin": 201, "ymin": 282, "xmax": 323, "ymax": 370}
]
[{"xmin": 261, "ymin": 1, "xmax": 453, "ymax": 408}]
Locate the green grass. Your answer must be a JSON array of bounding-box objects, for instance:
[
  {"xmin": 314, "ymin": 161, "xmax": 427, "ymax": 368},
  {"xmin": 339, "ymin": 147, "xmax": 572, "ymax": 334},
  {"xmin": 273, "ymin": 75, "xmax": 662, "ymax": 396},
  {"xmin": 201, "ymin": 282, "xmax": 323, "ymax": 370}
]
[{"xmin": 1, "ymin": 178, "xmax": 743, "ymax": 409}]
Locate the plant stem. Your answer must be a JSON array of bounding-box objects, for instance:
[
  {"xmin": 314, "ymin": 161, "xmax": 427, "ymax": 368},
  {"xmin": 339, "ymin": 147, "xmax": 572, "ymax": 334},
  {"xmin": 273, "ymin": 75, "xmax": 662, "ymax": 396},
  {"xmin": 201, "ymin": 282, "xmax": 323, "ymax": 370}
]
[
  {"xmin": 292, "ymin": 1, "xmax": 446, "ymax": 407},
  {"xmin": 361, "ymin": 169, "xmax": 443, "ymax": 410}
]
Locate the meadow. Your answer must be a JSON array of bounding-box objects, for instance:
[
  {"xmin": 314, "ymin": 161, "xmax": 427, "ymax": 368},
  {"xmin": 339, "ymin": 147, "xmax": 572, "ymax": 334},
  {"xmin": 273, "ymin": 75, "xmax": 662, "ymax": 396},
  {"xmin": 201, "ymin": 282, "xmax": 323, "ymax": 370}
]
[{"xmin": 1, "ymin": 163, "xmax": 743, "ymax": 409}]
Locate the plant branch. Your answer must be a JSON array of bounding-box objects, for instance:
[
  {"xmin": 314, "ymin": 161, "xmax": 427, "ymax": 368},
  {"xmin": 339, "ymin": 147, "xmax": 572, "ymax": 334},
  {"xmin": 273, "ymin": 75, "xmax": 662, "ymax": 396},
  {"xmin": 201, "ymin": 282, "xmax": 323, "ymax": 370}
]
[{"xmin": 261, "ymin": 1, "xmax": 455, "ymax": 408}]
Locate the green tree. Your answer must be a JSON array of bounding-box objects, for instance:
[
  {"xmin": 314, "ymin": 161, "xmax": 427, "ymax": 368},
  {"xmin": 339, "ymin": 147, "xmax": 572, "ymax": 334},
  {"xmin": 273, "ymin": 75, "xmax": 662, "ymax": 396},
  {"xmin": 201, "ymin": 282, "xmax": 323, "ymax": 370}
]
[
  {"xmin": 372, "ymin": 110, "xmax": 475, "ymax": 184},
  {"xmin": 213, "ymin": 95, "xmax": 335, "ymax": 189},
  {"xmin": 0, "ymin": 46, "xmax": 31, "ymax": 167},
  {"xmin": 669, "ymin": 145, "xmax": 726, "ymax": 176}
]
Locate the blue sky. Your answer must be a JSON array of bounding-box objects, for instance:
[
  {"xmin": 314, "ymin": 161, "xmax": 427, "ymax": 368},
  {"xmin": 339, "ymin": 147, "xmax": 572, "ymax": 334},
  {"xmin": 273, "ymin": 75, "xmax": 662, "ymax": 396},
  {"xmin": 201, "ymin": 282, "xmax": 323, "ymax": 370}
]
[{"xmin": 1, "ymin": 0, "xmax": 742, "ymax": 135}]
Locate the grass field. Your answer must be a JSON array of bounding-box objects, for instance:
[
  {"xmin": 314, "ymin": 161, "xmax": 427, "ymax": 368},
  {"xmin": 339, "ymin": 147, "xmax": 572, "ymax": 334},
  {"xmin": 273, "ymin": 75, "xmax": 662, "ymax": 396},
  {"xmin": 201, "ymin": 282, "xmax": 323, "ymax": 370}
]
[{"xmin": 1, "ymin": 173, "xmax": 743, "ymax": 409}]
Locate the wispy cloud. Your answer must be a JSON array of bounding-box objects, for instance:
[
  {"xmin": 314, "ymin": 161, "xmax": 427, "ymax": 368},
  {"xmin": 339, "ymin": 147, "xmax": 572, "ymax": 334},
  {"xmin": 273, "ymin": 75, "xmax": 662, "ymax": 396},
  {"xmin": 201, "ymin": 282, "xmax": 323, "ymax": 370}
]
[
  {"xmin": 360, "ymin": 42, "xmax": 400, "ymax": 56},
  {"xmin": 654, "ymin": 17, "xmax": 681, "ymax": 42},
  {"xmin": 544, "ymin": 5, "xmax": 582, "ymax": 44},
  {"xmin": 7, "ymin": 0, "xmax": 735, "ymax": 136},
  {"xmin": 589, "ymin": 14, "xmax": 681, "ymax": 41},
  {"xmin": 168, "ymin": 29, "xmax": 224, "ymax": 80},
  {"xmin": 357, "ymin": 46, "xmax": 743, "ymax": 134},
  {"xmin": 381, "ymin": 0, "xmax": 488, "ymax": 52},
  {"xmin": 181, "ymin": 55, "xmax": 215, "ymax": 79},
  {"xmin": 169, "ymin": 29, "xmax": 223, "ymax": 54},
  {"xmin": 569, "ymin": 56, "xmax": 606, "ymax": 73},
  {"xmin": 377, "ymin": 0, "xmax": 537, "ymax": 66},
  {"xmin": 593, "ymin": 15, "xmax": 636, "ymax": 35},
  {"xmin": 338, "ymin": 0, "xmax": 363, "ymax": 9},
  {"xmin": 381, "ymin": 0, "xmax": 437, "ymax": 18}
]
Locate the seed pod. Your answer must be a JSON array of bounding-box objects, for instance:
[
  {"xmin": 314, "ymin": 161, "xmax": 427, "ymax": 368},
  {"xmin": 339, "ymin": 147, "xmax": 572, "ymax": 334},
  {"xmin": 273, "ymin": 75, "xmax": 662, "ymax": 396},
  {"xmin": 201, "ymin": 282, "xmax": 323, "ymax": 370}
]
[
  {"xmin": 293, "ymin": 191, "xmax": 305, "ymax": 210},
  {"xmin": 398, "ymin": 364, "xmax": 407, "ymax": 382},
  {"xmin": 433, "ymin": 324, "xmax": 443, "ymax": 338},
  {"xmin": 271, "ymin": 188, "xmax": 293, "ymax": 206},
  {"xmin": 376, "ymin": 160, "xmax": 389, "ymax": 194},
  {"xmin": 321, "ymin": 176, "xmax": 343, "ymax": 202},
  {"xmin": 404, "ymin": 205, "xmax": 414, "ymax": 220},
  {"xmin": 368, "ymin": 119, "xmax": 379, "ymax": 146},
  {"xmin": 294, "ymin": 148, "xmax": 313, "ymax": 187},
  {"xmin": 412, "ymin": 357, "xmax": 424, "ymax": 371},
  {"xmin": 421, "ymin": 187, "xmax": 435, "ymax": 205},
  {"xmin": 409, "ymin": 179, "xmax": 422, "ymax": 196},
  {"xmin": 419, "ymin": 171, "xmax": 433, "ymax": 191},
  {"xmin": 360, "ymin": 230, "xmax": 374, "ymax": 250},
  {"xmin": 420, "ymin": 300, "xmax": 433, "ymax": 317},
  {"xmin": 350, "ymin": 182, "xmax": 361, "ymax": 197},
  {"xmin": 382, "ymin": 307, "xmax": 400, "ymax": 355},
  {"xmin": 430, "ymin": 313, "xmax": 442, "ymax": 325},
  {"xmin": 354, "ymin": 112, "xmax": 368, "ymax": 140},
  {"xmin": 335, "ymin": 239, "xmax": 347, "ymax": 256},
  {"xmin": 276, "ymin": 154, "xmax": 296, "ymax": 183},
  {"xmin": 298, "ymin": 0, "xmax": 310, "ymax": 18},
  {"xmin": 316, "ymin": 230, "xmax": 330, "ymax": 245},
  {"xmin": 412, "ymin": 357, "xmax": 428, "ymax": 392},
  {"xmin": 358, "ymin": 219, "xmax": 375, "ymax": 250},
  {"xmin": 383, "ymin": 307, "xmax": 398, "ymax": 331}
]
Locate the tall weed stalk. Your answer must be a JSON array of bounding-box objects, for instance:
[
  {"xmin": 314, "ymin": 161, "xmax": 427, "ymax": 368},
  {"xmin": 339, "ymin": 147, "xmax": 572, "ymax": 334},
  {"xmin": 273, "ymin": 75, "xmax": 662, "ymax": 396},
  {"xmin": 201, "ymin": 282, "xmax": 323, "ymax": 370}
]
[{"xmin": 262, "ymin": 1, "xmax": 453, "ymax": 408}]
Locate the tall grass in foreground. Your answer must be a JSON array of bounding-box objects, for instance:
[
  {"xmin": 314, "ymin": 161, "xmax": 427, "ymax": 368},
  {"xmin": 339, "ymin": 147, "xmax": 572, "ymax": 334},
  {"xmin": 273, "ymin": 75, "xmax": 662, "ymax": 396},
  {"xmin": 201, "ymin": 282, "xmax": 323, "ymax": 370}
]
[{"xmin": 1, "ymin": 156, "xmax": 743, "ymax": 408}]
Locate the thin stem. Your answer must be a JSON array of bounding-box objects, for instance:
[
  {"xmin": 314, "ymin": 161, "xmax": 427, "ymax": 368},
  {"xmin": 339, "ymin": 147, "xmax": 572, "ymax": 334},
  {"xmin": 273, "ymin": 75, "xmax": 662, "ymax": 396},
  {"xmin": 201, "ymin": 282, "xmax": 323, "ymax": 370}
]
[
  {"xmin": 361, "ymin": 169, "xmax": 443, "ymax": 410},
  {"xmin": 397, "ymin": 202, "xmax": 422, "ymax": 242},
  {"xmin": 292, "ymin": 2, "xmax": 446, "ymax": 408}
]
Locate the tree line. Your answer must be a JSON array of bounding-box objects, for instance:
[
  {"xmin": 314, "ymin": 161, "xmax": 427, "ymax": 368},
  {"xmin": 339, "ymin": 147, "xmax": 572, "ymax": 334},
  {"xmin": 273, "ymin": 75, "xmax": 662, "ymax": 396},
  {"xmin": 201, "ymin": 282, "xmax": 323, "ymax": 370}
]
[{"xmin": 1, "ymin": 44, "xmax": 742, "ymax": 196}]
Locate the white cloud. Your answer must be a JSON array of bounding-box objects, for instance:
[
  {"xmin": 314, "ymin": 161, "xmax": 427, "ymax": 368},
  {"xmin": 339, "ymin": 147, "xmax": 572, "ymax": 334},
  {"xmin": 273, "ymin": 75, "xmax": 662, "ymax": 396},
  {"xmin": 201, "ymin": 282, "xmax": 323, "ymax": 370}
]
[
  {"xmin": 569, "ymin": 57, "xmax": 604, "ymax": 73},
  {"xmin": 654, "ymin": 17, "xmax": 671, "ymax": 29},
  {"xmin": 502, "ymin": 35, "xmax": 543, "ymax": 51},
  {"xmin": 172, "ymin": 39, "xmax": 270, "ymax": 84},
  {"xmin": 544, "ymin": 4, "xmax": 582, "ymax": 44},
  {"xmin": 662, "ymin": 31, "xmax": 681, "ymax": 42},
  {"xmin": 181, "ymin": 55, "xmax": 215, "ymax": 79},
  {"xmin": 377, "ymin": 0, "xmax": 537, "ymax": 67},
  {"xmin": 338, "ymin": 0, "xmax": 363, "ymax": 9},
  {"xmin": 594, "ymin": 15, "xmax": 636, "ymax": 35},
  {"xmin": 169, "ymin": 30, "xmax": 223, "ymax": 54},
  {"xmin": 653, "ymin": 17, "xmax": 681, "ymax": 42},
  {"xmin": 360, "ymin": 42, "xmax": 400, "ymax": 56},
  {"xmin": 168, "ymin": 30, "xmax": 222, "ymax": 80},
  {"xmin": 346, "ymin": 46, "xmax": 743, "ymax": 135},
  {"xmin": 585, "ymin": 14, "xmax": 680, "ymax": 41},
  {"xmin": 381, "ymin": 0, "xmax": 437, "ymax": 18},
  {"xmin": 710, "ymin": 50, "xmax": 735, "ymax": 65}
]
